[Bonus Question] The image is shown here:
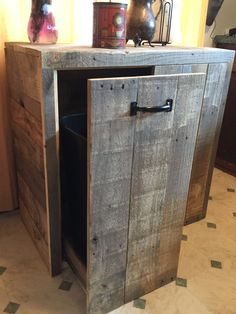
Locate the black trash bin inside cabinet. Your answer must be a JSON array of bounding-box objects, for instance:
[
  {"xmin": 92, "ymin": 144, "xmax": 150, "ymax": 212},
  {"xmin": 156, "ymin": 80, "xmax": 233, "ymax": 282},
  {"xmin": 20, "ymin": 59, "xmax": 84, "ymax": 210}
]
[{"xmin": 60, "ymin": 113, "xmax": 87, "ymax": 265}]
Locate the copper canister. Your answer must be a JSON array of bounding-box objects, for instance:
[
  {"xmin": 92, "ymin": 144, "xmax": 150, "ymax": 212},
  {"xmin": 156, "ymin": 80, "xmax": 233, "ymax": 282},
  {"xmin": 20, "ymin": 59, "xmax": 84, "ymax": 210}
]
[{"xmin": 93, "ymin": 2, "xmax": 127, "ymax": 49}]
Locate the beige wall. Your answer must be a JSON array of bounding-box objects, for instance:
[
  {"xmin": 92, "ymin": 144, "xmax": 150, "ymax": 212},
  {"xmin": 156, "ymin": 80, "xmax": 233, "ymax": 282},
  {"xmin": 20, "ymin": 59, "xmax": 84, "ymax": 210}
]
[{"xmin": 205, "ymin": 0, "xmax": 236, "ymax": 47}]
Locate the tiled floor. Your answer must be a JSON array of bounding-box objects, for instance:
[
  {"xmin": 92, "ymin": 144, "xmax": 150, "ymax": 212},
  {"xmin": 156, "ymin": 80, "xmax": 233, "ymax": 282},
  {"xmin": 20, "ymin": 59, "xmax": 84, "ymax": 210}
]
[{"xmin": 0, "ymin": 168, "xmax": 236, "ymax": 314}]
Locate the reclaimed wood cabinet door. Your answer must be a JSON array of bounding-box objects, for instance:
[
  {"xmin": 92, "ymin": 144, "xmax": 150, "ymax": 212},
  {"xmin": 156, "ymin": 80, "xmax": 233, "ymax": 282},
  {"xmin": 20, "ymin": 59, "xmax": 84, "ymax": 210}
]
[{"xmin": 87, "ymin": 72, "xmax": 206, "ymax": 314}]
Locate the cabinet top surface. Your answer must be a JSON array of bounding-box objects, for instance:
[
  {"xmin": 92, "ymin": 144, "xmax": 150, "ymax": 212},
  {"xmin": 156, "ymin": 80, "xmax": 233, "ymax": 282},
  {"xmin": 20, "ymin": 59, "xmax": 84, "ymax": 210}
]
[{"xmin": 5, "ymin": 42, "xmax": 235, "ymax": 69}]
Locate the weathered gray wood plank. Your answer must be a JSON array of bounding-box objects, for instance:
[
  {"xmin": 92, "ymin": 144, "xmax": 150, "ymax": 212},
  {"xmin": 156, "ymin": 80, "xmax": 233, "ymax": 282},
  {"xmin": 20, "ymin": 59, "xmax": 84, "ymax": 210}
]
[
  {"xmin": 20, "ymin": 198, "xmax": 49, "ymax": 269},
  {"xmin": 185, "ymin": 63, "xmax": 229, "ymax": 224},
  {"xmin": 18, "ymin": 174, "xmax": 48, "ymax": 246},
  {"xmin": 6, "ymin": 43, "xmax": 234, "ymax": 69},
  {"xmin": 5, "ymin": 48, "xmax": 42, "ymax": 121},
  {"xmin": 87, "ymin": 77, "xmax": 138, "ymax": 314},
  {"xmin": 41, "ymin": 69, "xmax": 62, "ymax": 276},
  {"xmin": 125, "ymin": 73, "xmax": 206, "ymax": 302}
]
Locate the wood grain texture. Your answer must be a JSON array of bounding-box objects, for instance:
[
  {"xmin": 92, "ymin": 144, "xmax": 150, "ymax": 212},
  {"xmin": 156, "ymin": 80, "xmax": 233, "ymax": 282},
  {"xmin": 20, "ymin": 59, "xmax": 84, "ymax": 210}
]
[
  {"xmin": 18, "ymin": 174, "xmax": 48, "ymax": 246},
  {"xmin": 10, "ymin": 98, "xmax": 45, "ymax": 207},
  {"xmin": 202, "ymin": 62, "xmax": 234, "ymax": 217},
  {"xmin": 20, "ymin": 198, "xmax": 49, "ymax": 268},
  {"xmin": 5, "ymin": 46, "xmax": 57, "ymax": 275},
  {"xmin": 125, "ymin": 73, "xmax": 206, "ymax": 302},
  {"xmin": 87, "ymin": 77, "xmax": 138, "ymax": 314},
  {"xmin": 185, "ymin": 63, "xmax": 229, "ymax": 224},
  {"xmin": 5, "ymin": 43, "xmax": 234, "ymax": 69},
  {"xmin": 41, "ymin": 69, "xmax": 61, "ymax": 276},
  {"xmin": 9, "ymin": 95, "xmax": 50, "ymax": 270},
  {"xmin": 5, "ymin": 48, "xmax": 42, "ymax": 121}
]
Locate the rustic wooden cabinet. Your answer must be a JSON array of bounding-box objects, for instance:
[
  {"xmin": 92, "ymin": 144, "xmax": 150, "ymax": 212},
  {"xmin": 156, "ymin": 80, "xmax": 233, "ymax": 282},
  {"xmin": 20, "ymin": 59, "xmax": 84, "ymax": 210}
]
[{"xmin": 5, "ymin": 43, "xmax": 234, "ymax": 314}]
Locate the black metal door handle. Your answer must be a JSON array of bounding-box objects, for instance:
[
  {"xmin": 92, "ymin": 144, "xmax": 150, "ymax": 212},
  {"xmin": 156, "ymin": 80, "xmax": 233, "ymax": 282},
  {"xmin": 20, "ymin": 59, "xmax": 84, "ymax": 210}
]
[{"xmin": 130, "ymin": 99, "xmax": 173, "ymax": 116}]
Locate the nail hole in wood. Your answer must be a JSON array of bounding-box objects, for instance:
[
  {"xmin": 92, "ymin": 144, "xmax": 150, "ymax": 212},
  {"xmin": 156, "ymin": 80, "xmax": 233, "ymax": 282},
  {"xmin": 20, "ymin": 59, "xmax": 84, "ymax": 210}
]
[
  {"xmin": 92, "ymin": 237, "xmax": 98, "ymax": 244},
  {"xmin": 93, "ymin": 57, "xmax": 96, "ymax": 61},
  {"xmin": 19, "ymin": 99, "xmax": 25, "ymax": 107},
  {"xmin": 122, "ymin": 84, "xmax": 125, "ymax": 89},
  {"xmin": 110, "ymin": 85, "xmax": 113, "ymax": 90},
  {"xmin": 156, "ymin": 86, "xmax": 159, "ymax": 90},
  {"xmin": 101, "ymin": 84, "xmax": 104, "ymax": 88},
  {"xmin": 176, "ymin": 139, "xmax": 178, "ymax": 142},
  {"xmin": 186, "ymin": 136, "xmax": 188, "ymax": 140}
]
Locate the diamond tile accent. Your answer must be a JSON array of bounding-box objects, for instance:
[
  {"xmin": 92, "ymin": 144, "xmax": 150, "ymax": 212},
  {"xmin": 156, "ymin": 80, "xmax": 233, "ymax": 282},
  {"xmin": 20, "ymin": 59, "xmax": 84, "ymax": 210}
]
[
  {"xmin": 176, "ymin": 277, "xmax": 187, "ymax": 287},
  {"xmin": 3, "ymin": 302, "xmax": 20, "ymax": 314},
  {"xmin": 207, "ymin": 222, "xmax": 217, "ymax": 229},
  {"xmin": 59, "ymin": 281, "xmax": 73, "ymax": 291},
  {"xmin": 211, "ymin": 260, "xmax": 222, "ymax": 269},
  {"xmin": 208, "ymin": 196, "xmax": 213, "ymax": 200},
  {"xmin": 227, "ymin": 188, "xmax": 235, "ymax": 193},
  {"xmin": 133, "ymin": 299, "xmax": 146, "ymax": 310},
  {"xmin": 182, "ymin": 234, "xmax": 188, "ymax": 241},
  {"xmin": 0, "ymin": 266, "xmax": 7, "ymax": 275}
]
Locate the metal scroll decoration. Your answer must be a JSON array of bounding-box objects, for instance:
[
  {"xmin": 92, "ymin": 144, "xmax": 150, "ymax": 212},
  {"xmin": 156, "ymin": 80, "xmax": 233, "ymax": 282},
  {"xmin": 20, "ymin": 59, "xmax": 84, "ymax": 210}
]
[{"xmin": 143, "ymin": 0, "xmax": 173, "ymax": 46}]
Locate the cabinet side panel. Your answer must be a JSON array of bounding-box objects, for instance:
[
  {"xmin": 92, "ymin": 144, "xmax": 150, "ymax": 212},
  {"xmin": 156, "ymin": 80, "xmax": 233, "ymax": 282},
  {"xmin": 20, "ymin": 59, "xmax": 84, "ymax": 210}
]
[
  {"xmin": 6, "ymin": 48, "xmax": 51, "ymax": 272},
  {"xmin": 87, "ymin": 78, "xmax": 138, "ymax": 314},
  {"xmin": 185, "ymin": 63, "xmax": 229, "ymax": 224},
  {"xmin": 125, "ymin": 73, "xmax": 206, "ymax": 302}
]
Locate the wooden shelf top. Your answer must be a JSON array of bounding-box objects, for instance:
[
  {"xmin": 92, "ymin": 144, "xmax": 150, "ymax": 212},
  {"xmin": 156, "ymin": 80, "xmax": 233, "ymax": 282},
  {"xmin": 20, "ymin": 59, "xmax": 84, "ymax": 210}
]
[{"xmin": 5, "ymin": 42, "xmax": 235, "ymax": 69}]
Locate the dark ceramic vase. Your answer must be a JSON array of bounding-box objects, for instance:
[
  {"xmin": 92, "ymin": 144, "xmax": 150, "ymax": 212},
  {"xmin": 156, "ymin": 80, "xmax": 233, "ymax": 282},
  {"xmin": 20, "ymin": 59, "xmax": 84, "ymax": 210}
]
[{"xmin": 126, "ymin": 0, "xmax": 156, "ymax": 47}]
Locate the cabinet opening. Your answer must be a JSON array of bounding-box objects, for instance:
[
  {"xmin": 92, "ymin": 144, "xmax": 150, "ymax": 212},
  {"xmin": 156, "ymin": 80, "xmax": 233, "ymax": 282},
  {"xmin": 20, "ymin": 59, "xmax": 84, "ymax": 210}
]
[{"xmin": 58, "ymin": 66, "xmax": 153, "ymax": 288}]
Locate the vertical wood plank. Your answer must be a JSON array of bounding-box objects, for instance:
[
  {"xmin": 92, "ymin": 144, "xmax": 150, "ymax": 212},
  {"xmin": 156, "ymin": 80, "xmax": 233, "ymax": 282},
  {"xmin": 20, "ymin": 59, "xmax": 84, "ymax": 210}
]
[
  {"xmin": 5, "ymin": 48, "xmax": 42, "ymax": 121},
  {"xmin": 87, "ymin": 77, "xmax": 138, "ymax": 314},
  {"xmin": 41, "ymin": 69, "xmax": 62, "ymax": 275},
  {"xmin": 125, "ymin": 73, "xmax": 206, "ymax": 302},
  {"xmin": 185, "ymin": 63, "xmax": 229, "ymax": 224}
]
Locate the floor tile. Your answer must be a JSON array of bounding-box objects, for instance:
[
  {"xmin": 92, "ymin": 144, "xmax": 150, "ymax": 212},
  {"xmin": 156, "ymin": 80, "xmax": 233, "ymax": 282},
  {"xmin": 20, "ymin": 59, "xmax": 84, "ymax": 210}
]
[
  {"xmin": 176, "ymin": 278, "xmax": 187, "ymax": 287},
  {"xmin": 211, "ymin": 260, "xmax": 222, "ymax": 269},
  {"xmin": 3, "ymin": 302, "xmax": 20, "ymax": 314},
  {"xmin": 182, "ymin": 235, "xmax": 188, "ymax": 241},
  {"xmin": 227, "ymin": 188, "xmax": 235, "ymax": 193},
  {"xmin": 207, "ymin": 222, "xmax": 217, "ymax": 229},
  {"xmin": 58, "ymin": 281, "xmax": 73, "ymax": 291},
  {"xmin": 0, "ymin": 266, "xmax": 7, "ymax": 275},
  {"xmin": 133, "ymin": 299, "xmax": 146, "ymax": 310}
]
